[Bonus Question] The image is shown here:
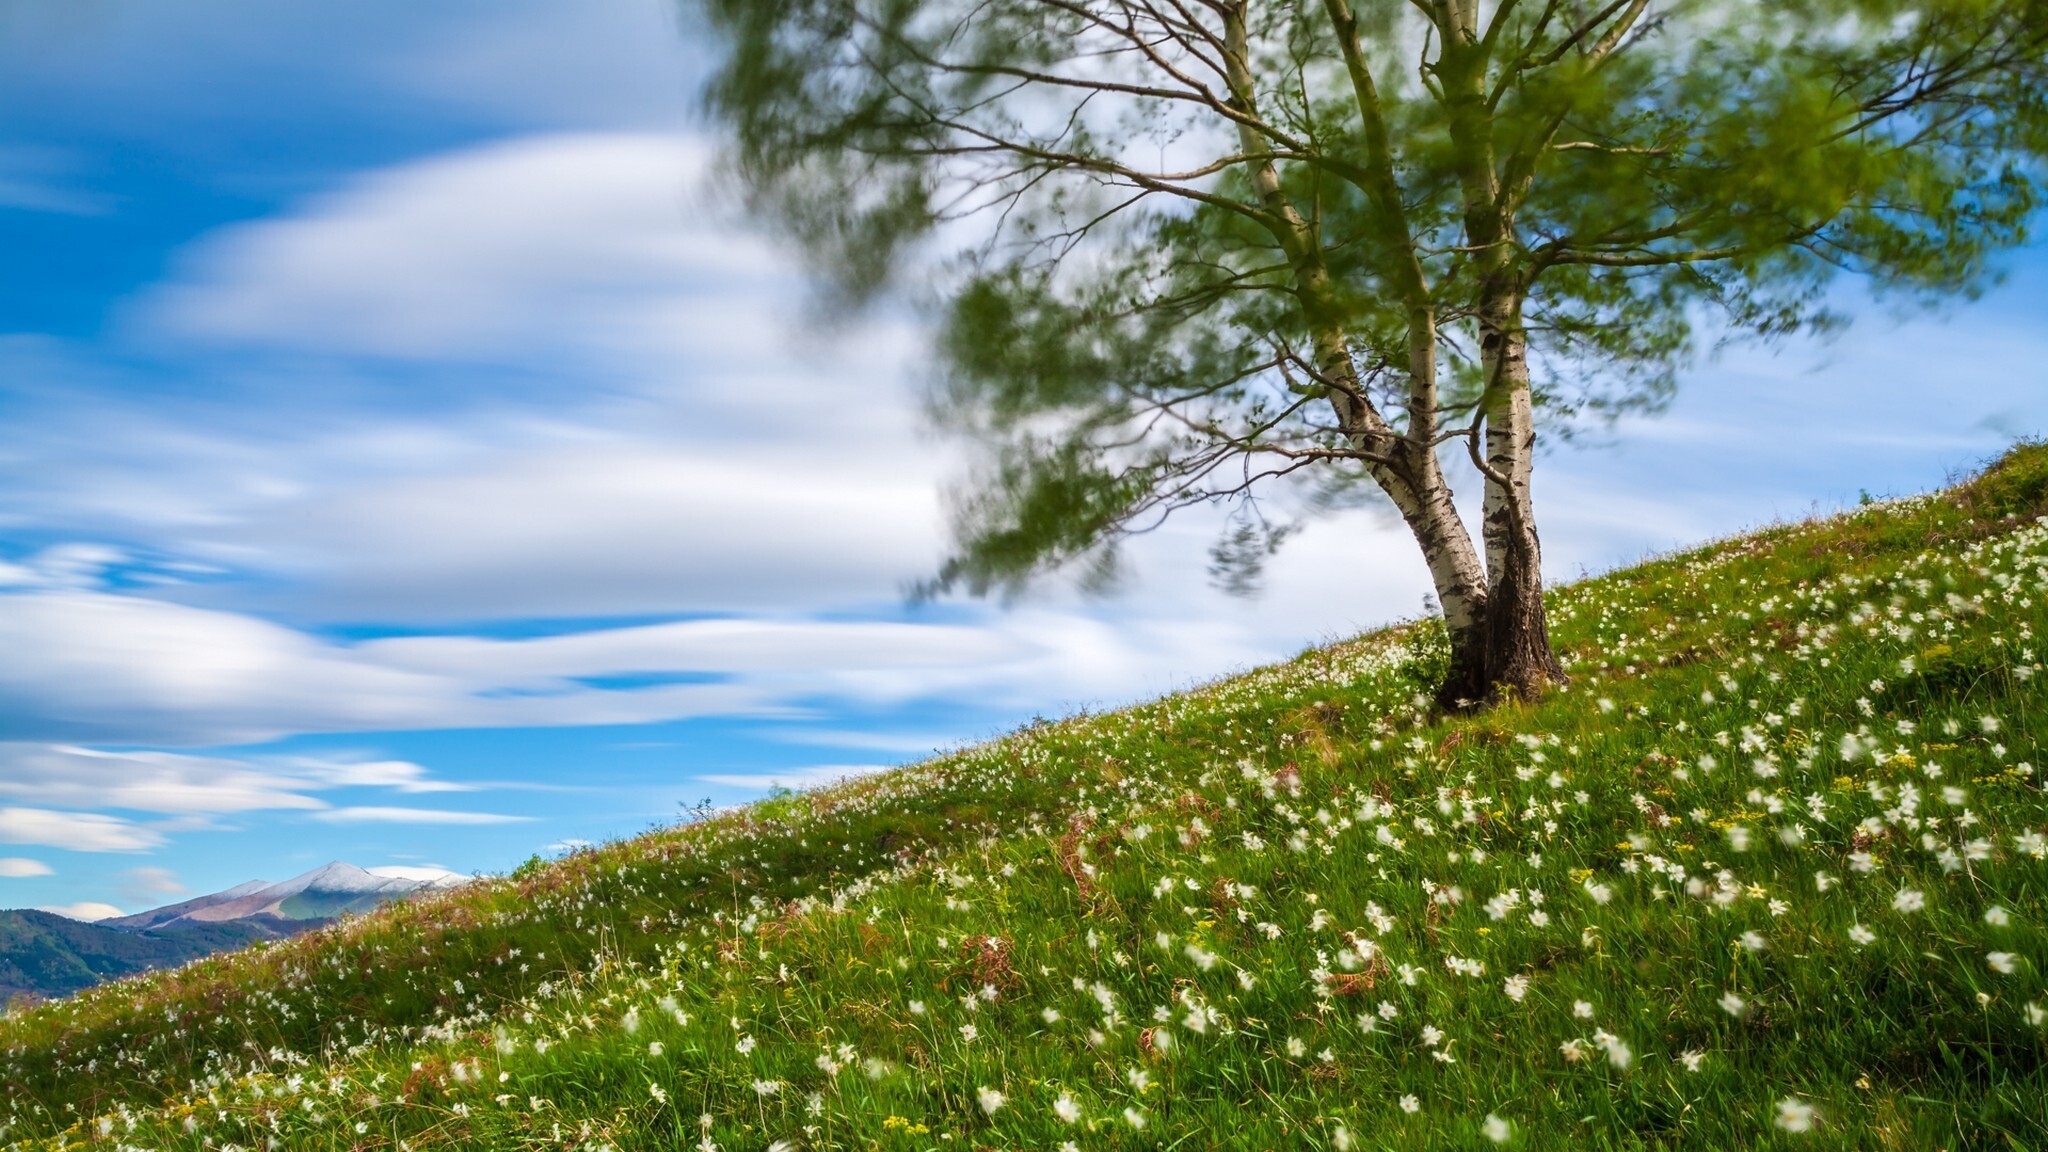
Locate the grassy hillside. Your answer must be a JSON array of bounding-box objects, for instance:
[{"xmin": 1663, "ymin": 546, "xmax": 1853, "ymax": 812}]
[{"xmin": 3, "ymin": 446, "xmax": 2047, "ymax": 1151}]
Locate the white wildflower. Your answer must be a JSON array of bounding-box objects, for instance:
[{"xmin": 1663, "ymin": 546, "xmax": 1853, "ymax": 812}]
[{"xmin": 1774, "ymin": 1098, "xmax": 1817, "ymax": 1133}]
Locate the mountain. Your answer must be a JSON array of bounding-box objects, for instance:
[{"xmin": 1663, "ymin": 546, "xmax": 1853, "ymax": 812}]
[
  {"xmin": 0, "ymin": 911, "xmax": 278, "ymax": 1005},
  {"xmin": 105, "ymin": 862, "xmax": 467, "ymax": 932},
  {"xmin": 2, "ymin": 863, "xmax": 469, "ymax": 1004}
]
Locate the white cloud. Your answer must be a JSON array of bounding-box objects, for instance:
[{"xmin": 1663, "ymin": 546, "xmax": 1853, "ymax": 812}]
[
  {"xmin": 0, "ymin": 743, "xmax": 506, "ymax": 857},
  {"xmin": 361, "ymin": 617, "xmax": 1021, "ymax": 683},
  {"xmin": 761, "ymin": 728, "xmax": 972, "ymax": 755},
  {"xmin": 120, "ymin": 866, "xmax": 187, "ymax": 901},
  {"xmin": 0, "ymin": 745, "xmax": 330, "ymax": 815},
  {"xmin": 82, "ymin": 131, "xmax": 958, "ymax": 622},
  {"xmin": 0, "ymin": 807, "xmax": 163, "ymax": 852},
  {"xmin": 38, "ymin": 902, "xmax": 124, "ymax": 922},
  {"xmin": 239, "ymin": 440, "xmax": 945, "ymax": 620},
  {"xmin": 363, "ymin": 864, "xmax": 467, "ymax": 882},
  {"xmin": 311, "ymin": 807, "xmax": 535, "ymax": 825},
  {"xmin": 144, "ymin": 133, "xmax": 763, "ymax": 360},
  {"xmin": 0, "ymin": 857, "xmax": 53, "ymax": 878},
  {"xmin": 297, "ymin": 758, "xmax": 471, "ymax": 793},
  {"xmin": 0, "ymin": 592, "xmax": 454, "ymax": 745},
  {"xmin": 692, "ymin": 764, "xmax": 895, "ymax": 791}
]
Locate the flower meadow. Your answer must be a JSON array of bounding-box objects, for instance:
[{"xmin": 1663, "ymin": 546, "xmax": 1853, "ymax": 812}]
[{"xmin": 5, "ymin": 445, "xmax": 2048, "ymax": 1150}]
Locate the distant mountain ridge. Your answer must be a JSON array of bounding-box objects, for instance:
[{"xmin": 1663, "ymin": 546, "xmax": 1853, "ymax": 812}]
[
  {"xmin": 0, "ymin": 911, "xmax": 276, "ymax": 1005},
  {"xmin": 3, "ymin": 862, "xmax": 468, "ymax": 1004},
  {"xmin": 106, "ymin": 862, "xmax": 466, "ymax": 932}
]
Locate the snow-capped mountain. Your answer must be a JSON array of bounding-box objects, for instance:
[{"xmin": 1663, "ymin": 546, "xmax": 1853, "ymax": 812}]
[{"xmin": 105, "ymin": 863, "xmax": 468, "ymax": 933}]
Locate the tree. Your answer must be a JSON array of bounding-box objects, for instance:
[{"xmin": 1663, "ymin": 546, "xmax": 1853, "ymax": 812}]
[{"xmin": 698, "ymin": 0, "xmax": 2048, "ymax": 708}]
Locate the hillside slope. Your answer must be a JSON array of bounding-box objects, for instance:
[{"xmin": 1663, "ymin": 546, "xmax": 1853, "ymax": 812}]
[{"xmin": 3, "ymin": 447, "xmax": 2047, "ymax": 1150}]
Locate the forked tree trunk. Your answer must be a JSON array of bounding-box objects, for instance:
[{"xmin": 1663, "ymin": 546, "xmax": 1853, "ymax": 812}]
[
  {"xmin": 1428, "ymin": 301, "xmax": 1566, "ymax": 710},
  {"xmin": 1428, "ymin": 530, "xmax": 1564, "ymax": 711}
]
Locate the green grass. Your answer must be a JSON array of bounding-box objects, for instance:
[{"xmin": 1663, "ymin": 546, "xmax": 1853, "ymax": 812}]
[{"xmin": 4, "ymin": 445, "xmax": 2048, "ymax": 1151}]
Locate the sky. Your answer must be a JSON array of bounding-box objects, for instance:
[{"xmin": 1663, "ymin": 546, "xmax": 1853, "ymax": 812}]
[{"xmin": 1, "ymin": 0, "xmax": 2044, "ymax": 921}]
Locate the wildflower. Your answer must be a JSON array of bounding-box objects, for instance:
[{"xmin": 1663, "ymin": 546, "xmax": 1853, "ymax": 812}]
[
  {"xmin": 1988, "ymin": 952, "xmax": 2018, "ymax": 975},
  {"xmin": 908, "ymin": 1000, "xmax": 926, "ymax": 1015},
  {"xmin": 1399, "ymin": 1095, "xmax": 1421, "ymax": 1114},
  {"xmin": 1286, "ymin": 1036, "xmax": 1308, "ymax": 1058},
  {"xmin": 1042, "ymin": 1007, "xmax": 1061, "ymax": 1024},
  {"xmin": 1678, "ymin": 1050, "xmax": 1704, "ymax": 1072},
  {"xmin": 1332, "ymin": 1124, "xmax": 1354, "ymax": 1150},
  {"xmin": 1893, "ymin": 889, "xmax": 1926, "ymax": 913},
  {"xmin": 1774, "ymin": 1098, "xmax": 1817, "ymax": 1133},
  {"xmin": 1123, "ymin": 1107, "xmax": 1147, "ymax": 1130},
  {"xmin": 959, "ymin": 1023, "xmax": 978, "ymax": 1043},
  {"xmin": 1483, "ymin": 1114, "xmax": 1512, "ymax": 1143},
  {"xmin": 1559, "ymin": 1038, "xmax": 1587, "ymax": 1063},
  {"xmin": 1718, "ymin": 992, "xmax": 1746, "ymax": 1017},
  {"xmin": 977, "ymin": 1087, "xmax": 1005, "ymax": 1115},
  {"xmin": 1053, "ymin": 1095, "xmax": 1081, "ymax": 1124},
  {"xmin": 648, "ymin": 1041, "xmax": 664, "ymax": 1056},
  {"xmin": 1573, "ymin": 1000, "xmax": 1595, "ymax": 1019},
  {"xmin": 1848, "ymin": 923, "xmax": 1876, "ymax": 945},
  {"xmin": 1985, "ymin": 906, "xmax": 2011, "ymax": 927},
  {"xmin": 735, "ymin": 1036, "xmax": 756, "ymax": 1055},
  {"xmin": 1504, "ymin": 974, "xmax": 1531, "ymax": 1002},
  {"xmin": 2027, "ymin": 1002, "xmax": 2046, "ymax": 1027},
  {"xmin": 1592, "ymin": 1029, "xmax": 1633, "ymax": 1070},
  {"xmin": 753, "ymin": 1080, "xmax": 783, "ymax": 1097}
]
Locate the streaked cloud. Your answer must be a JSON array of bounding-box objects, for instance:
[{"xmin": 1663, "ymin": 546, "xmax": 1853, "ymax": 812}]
[
  {"xmin": 0, "ymin": 807, "xmax": 163, "ymax": 852},
  {"xmin": 311, "ymin": 806, "xmax": 535, "ymax": 825},
  {"xmin": 0, "ymin": 857, "xmax": 54, "ymax": 878},
  {"xmin": 37, "ymin": 901, "xmax": 124, "ymax": 922},
  {"xmin": 119, "ymin": 866, "xmax": 186, "ymax": 902},
  {"xmin": 691, "ymin": 764, "xmax": 894, "ymax": 791}
]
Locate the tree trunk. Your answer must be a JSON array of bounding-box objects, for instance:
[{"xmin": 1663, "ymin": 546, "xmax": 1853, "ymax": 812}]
[
  {"xmin": 1430, "ymin": 534, "xmax": 1562, "ymax": 710},
  {"xmin": 1480, "ymin": 521, "xmax": 1564, "ymax": 700},
  {"xmin": 1468, "ymin": 309, "xmax": 1567, "ymax": 705}
]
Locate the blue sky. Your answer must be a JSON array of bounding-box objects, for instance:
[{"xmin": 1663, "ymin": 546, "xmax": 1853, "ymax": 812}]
[{"xmin": 2, "ymin": 0, "xmax": 2044, "ymax": 919}]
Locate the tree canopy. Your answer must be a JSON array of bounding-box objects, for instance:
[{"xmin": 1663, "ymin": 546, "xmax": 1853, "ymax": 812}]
[{"xmin": 699, "ymin": 0, "xmax": 2048, "ymax": 704}]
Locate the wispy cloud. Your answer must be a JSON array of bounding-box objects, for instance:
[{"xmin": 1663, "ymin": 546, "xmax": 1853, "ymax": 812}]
[
  {"xmin": 311, "ymin": 806, "xmax": 534, "ymax": 825},
  {"xmin": 759, "ymin": 728, "xmax": 967, "ymax": 755},
  {"xmin": 37, "ymin": 901, "xmax": 124, "ymax": 922},
  {"xmin": 119, "ymin": 865, "xmax": 186, "ymax": 902},
  {"xmin": 0, "ymin": 807, "xmax": 163, "ymax": 852},
  {"xmin": 691, "ymin": 764, "xmax": 894, "ymax": 791}
]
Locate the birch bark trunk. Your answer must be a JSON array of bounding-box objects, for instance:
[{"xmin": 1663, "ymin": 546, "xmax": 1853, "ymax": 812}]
[{"xmin": 1476, "ymin": 288, "xmax": 1567, "ymax": 701}]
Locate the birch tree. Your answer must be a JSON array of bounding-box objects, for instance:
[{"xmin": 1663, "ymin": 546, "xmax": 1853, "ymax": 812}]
[{"xmin": 699, "ymin": 0, "xmax": 2048, "ymax": 707}]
